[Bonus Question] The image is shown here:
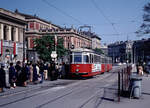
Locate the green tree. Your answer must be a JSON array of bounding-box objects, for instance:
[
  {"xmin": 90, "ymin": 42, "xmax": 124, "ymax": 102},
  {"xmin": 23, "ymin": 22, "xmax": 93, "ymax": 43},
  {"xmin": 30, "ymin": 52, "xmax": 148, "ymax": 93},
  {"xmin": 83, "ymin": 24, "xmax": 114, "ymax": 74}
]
[
  {"xmin": 94, "ymin": 48, "xmax": 104, "ymax": 54},
  {"xmin": 136, "ymin": 2, "xmax": 150, "ymax": 35},
  {"xmin": 34, "ymin": 35, "xmax": 67, "ymax": 62}
]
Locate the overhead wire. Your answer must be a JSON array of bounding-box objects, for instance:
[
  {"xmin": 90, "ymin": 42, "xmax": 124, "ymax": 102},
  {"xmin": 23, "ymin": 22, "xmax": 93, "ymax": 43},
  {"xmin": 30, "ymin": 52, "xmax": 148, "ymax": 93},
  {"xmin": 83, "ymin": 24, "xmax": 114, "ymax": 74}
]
[
  {"xmin": 41, "ymin": 0, "xmax": 137, "ymax": 38},
  {"xmin": 100, "ymin": 32, "xmax": 135, "ymax": 36},
  {"xmin": 41, "ymin": 0, "xmax": 83, "ymax": 25},
  {"xmin": 91, "ymin": 0, "xmax": 120, "ymax": 35}
]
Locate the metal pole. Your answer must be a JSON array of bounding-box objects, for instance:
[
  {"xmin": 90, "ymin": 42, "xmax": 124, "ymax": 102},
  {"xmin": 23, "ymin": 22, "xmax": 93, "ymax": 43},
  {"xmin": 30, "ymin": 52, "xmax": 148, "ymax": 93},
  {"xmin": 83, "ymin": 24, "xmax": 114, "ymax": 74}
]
[
  {"xmin": 23, "ymin": 28, "xmax": 25, "ymax": 63},
  {"xmin": 118, "ymin": 71, "xmax": 120, "ymax": 102},
  {"xmin": 122, "ymin": 69, "xmax": 124, "ymax": 92},
  {"xmin": 54, "ymin": 35, "xmax": 57, "ymax": 63}
]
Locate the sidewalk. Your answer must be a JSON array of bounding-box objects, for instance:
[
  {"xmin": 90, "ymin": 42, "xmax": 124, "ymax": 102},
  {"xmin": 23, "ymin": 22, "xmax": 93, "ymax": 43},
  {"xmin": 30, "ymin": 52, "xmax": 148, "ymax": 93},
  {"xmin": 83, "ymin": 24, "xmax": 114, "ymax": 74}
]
[{"xmin": 99, "ymin": 75, "xmax": 150, "ymax": 108}]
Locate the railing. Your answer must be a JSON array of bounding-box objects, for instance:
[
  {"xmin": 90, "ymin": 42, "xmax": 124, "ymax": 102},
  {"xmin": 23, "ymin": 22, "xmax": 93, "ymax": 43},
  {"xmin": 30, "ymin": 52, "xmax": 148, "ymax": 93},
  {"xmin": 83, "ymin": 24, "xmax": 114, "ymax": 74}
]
[{"xmin": 117, "ymin": 64, "xmax": 132, "ymax": 102}]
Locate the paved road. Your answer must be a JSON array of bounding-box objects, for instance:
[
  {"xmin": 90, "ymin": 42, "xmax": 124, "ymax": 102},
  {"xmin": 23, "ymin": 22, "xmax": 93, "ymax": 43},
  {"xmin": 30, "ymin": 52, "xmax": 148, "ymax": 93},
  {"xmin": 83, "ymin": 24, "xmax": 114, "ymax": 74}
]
[{"xmin": 0, "ymin": 68, "xmax": 119, "ymax": 108}]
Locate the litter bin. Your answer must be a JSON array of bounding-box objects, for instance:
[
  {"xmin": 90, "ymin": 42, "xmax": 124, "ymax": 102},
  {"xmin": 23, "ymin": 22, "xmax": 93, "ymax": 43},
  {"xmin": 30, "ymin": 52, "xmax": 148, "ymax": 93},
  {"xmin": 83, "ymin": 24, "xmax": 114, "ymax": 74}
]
[{"xmin": 130, "ymin": 75, "xmax": 142, "ymax": 98}]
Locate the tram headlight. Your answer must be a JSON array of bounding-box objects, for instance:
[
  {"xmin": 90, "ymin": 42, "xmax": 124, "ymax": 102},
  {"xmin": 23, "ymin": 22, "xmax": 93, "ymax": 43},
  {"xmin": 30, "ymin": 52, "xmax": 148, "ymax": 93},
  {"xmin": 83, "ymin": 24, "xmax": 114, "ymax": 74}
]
[{"xmin": 76, "ymin": 69, "xmax": 79, "ymax": 72}]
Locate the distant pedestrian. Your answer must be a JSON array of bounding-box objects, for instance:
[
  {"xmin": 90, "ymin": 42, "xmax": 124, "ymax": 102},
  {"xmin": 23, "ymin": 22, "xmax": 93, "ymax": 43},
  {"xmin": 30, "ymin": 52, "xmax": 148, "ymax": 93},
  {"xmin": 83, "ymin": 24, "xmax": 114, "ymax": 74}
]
[
  {"xmin": 58, "ymin": 64, "xmax": 62, "ymax": 78},
  {"xmin": 0, "ymin": 63, "xmax": 6, "ymax": 92},
  {"xmin": 17, "ymin": 64, "xmax": 29, "ymax": 86},
  {"xmin": 28, "ymin": 62, "xmax": 33, "ymax": 82},
  {"xmin": 47, "ymin": 63, "xmax": 51, "ymax": 80},
  {"xmin": 15, "ymin": 61, "xmax": 22, "ymax": 79},
  {"xmin": 138, "ymin": 66, "xmax": 144, "ymax": 76},
  {"xmin": 32, "ymin": 64, "xmax": 38, "ymax": 84},
  {"xmin": 61, "ymin": 62, "xmax": 66, "ymax": 79},
  {"xmin": 50, "ymin": 62, "xmax": 57, "ymax": 81},
  {"xmin": 39, "ymin": 62, "xmax": 44, "ymax": 83},
  {"xmin": 9, "ymin": 63, "xmax": 17, "ymax": 89},
  {"xmin": 44, "ymin": 63, "xmax": 48, "ymax": 80}
]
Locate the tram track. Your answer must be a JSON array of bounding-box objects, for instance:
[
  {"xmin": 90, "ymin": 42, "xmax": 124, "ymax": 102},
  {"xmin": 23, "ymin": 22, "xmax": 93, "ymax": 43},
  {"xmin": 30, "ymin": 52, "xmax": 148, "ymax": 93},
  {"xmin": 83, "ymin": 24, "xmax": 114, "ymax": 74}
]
[
  {"xmin": 0, "ymin": 69, "xmax": 118, "ymax": 108},
  {"xmin": 77, "ymin": 74, "xmax": 118, "ymax": 108},
  {"xmin": 0, "ymin": 80, "xmax": 77, "ymax": 98},
  {"xmin": 36, "ymin": 72, "xmax": 118, "ymax": 108}
]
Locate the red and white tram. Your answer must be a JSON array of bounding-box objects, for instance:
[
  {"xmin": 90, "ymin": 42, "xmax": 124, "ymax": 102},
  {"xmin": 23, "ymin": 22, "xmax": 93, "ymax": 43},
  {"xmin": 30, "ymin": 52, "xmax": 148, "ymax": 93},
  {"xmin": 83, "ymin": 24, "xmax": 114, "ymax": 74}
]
[{"xmin": 70, "ymin": 48, "xmax": 112, "ymax": 77}]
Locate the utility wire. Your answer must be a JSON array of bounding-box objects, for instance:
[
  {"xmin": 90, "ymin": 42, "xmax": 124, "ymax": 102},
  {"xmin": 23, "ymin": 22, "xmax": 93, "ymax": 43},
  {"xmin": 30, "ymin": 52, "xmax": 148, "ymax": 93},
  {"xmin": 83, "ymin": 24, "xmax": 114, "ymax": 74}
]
[
  {"xmin": 100, "ymin": 32, "xmax": 135, "ymax": 36},
  {"xmin": 91, "ymin": 0, "xmax": 119, "ymax": 35},
  {"xmin": 41, "ymin": 0, "xmax": 83, "ymax": 25}
]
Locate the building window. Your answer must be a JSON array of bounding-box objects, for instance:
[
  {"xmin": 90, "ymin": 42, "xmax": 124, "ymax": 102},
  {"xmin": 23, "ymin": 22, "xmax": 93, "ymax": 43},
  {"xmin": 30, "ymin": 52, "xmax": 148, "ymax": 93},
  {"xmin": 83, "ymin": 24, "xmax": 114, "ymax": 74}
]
[
  {"xmin": 30, "ymin": 22, "xmax": 34, "ymax": 30},
  {"xmin": 36, "ymin": 23, "xmax": 39, "ymax": 30}
]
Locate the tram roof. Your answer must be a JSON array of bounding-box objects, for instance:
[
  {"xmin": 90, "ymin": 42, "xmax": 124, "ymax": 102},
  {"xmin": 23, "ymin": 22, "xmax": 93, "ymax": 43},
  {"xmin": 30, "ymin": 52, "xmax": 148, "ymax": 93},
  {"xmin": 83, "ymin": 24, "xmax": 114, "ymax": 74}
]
[{"xmin": 70, "ymin": 48, "xmax": 94, "ymax": 53}]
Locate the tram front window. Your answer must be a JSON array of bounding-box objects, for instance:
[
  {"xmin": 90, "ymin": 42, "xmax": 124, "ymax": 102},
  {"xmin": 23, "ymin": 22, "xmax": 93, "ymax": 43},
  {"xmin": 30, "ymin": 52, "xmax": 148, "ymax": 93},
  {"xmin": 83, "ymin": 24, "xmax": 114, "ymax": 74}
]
[
  {"xmin": 83, "ymin": 55, "xmax": 89, "ymax": 63},
  {"xmin": 74, "ymin": 55, "xmax": 82, "ymax": 63}
]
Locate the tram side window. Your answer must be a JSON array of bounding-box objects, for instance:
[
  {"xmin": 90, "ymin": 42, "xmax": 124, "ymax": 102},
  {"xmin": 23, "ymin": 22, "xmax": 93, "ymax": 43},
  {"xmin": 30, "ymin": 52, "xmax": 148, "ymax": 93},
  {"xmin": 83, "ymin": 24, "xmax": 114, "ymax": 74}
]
[
  {"xmin": 83, "ymin": 55, "xmax": 89, "ymax": 63},
  {"xmin": 98, "ymin": 56, "xmax": 100, "ymax": 63},
  {"xmin": 94, "ymin": 55, "xmax": 99, "ymax": 63},
  {"xmin": 102, "ymin": 58, "xmax": 104, "ymax": 63},
  {"xmin": 90, "ymin": 54, "xmax": 93, "ymax": 63},
  {"xmin": 74, "ymin": 55, "xmax": 82, "ymax": 63}
]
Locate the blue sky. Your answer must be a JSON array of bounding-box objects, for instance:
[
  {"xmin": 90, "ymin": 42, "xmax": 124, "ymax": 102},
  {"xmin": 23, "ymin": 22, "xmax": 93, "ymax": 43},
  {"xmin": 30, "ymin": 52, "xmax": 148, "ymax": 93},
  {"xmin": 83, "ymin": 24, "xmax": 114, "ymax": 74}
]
[{"xmin": 0, "ymin": 0, "xmax": 149, "ymax": 44}]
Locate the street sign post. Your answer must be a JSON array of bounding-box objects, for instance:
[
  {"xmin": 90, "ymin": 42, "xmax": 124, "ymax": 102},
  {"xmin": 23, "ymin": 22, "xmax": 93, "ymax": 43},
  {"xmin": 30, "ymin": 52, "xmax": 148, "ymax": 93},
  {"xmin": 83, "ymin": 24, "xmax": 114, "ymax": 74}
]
[{"xmin": 51, "ymin": 51, "xmax": 57, "ymax": 59}]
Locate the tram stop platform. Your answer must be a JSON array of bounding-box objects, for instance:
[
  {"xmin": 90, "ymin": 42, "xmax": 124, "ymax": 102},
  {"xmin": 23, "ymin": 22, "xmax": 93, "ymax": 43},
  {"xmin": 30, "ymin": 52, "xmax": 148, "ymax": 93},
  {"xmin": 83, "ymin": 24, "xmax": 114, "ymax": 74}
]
[{"xmin": 99, "ymin": 74, "xmax": 150, "ymax": 108}]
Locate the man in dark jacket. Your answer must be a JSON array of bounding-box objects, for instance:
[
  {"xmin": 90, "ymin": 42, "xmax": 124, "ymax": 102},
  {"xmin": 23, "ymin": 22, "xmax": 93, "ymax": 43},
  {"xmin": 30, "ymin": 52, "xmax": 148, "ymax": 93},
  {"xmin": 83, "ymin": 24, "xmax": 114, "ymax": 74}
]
[
  {"xmin": 9, "ymin": 63, "xmax": 17, "ymax": 88},
  {"xmin": 0, "ymin": 63, "xmax": 6, "ymax": 92},
  {"xmin": 18, "ymin": 64, "xmax": 29, "ymax": 86},
  {"xmin": 49, "ymin": 62, "xmax": 58, "ymax": 81}
]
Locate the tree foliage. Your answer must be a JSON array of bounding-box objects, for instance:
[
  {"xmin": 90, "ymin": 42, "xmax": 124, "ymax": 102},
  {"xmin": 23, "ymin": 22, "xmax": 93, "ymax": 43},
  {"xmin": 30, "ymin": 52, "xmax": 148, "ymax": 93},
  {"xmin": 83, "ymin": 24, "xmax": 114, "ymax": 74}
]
[
  {"xmin": 136, "ymin": 2, "xmax": 150, "ymax": 35},
  {"xmin": 94, "ymin": 48, "xmax": 104, "ymax": 55},
  {"xmin": 34, "ymin": 35, "xmax": 67, "ymax": 62}
]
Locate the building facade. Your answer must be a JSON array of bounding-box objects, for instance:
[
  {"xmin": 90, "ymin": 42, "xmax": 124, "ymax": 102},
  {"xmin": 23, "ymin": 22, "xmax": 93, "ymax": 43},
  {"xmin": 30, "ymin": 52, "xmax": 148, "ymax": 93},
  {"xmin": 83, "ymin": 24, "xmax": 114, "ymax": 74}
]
[
  {"xmin": 108, "ymin": 41, "xmax": 133, "ymax": 63},
  {"xmin": 91, "ymin": 35, "xmax": 101, "ymax": 49},
  {"xmin": 79, "ymin": 31, "xmax": 101, "ymax": 49},
  {"xmin": 16, "ymin": 11, "xmax": 92, "ymax": 62},
  {"xmin": 133, "ymin": 38, "xmax": 150, "ymax": 65},
  {"xmin": 16, "ymin": 11, "xmax": 61, "ymax": 61},
  {"xmin": 0, "ymin": 8, "xmax": 26, "ymax": 63},
  {"xmin": 41, "ymin": 28, "xmax": 92, "ymax": 50},
  {"xmin": 100, "ymin": 44, "xmax": 108, "ymax": 56}
]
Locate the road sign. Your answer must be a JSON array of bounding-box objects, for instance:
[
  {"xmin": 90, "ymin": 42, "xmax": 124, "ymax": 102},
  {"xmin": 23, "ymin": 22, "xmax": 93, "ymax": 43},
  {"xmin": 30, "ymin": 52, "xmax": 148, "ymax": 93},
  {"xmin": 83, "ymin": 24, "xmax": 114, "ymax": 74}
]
[{"xmin": 51, "ymin": 51, "xmax": 57, "ymax": 58}]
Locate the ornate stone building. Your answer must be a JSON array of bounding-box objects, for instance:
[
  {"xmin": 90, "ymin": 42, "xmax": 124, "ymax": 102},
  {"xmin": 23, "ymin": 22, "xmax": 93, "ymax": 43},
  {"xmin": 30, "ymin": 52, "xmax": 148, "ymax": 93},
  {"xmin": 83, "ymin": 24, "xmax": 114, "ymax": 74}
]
[
  {"xmin": 16, "ymin": 11, "xmax": 61, "ymax": 61},
  {"xmin": 0, "ymin": 8, "xmax": 26, "ymax": 63},
  {"xmin": 41, "ymin": 28, "xmax": 92, "ymax": 50},
  {"xmin": 16, "ymin": 11, "xmax": 92, "ymax": 62}
]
